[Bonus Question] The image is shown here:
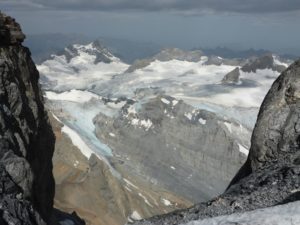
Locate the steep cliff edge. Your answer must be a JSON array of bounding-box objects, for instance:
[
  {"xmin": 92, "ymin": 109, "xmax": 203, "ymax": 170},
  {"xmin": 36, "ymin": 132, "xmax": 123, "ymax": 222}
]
[
  {"xmin": 133, "ymin": 60, "xmax": 300, "ymax": 224},
  {"xmin": 0, "ymin": 12, "xmax": 55, "ymax": 224}
]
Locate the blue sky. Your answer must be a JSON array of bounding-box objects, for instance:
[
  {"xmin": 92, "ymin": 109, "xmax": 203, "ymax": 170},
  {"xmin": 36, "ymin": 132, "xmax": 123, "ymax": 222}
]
[{"xmin": 1, "ymin": 0, "xmax": 300, "ymax": 55}]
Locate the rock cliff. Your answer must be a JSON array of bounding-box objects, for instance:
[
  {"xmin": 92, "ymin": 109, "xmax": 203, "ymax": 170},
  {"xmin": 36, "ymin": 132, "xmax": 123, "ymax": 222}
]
[
  {"xmin": 0, "ymin": 12, "xmax": 55, "ymax": 224},
  {"xmin": 133, "ymin": 60, "xmax": 300, "ymax": 224}
]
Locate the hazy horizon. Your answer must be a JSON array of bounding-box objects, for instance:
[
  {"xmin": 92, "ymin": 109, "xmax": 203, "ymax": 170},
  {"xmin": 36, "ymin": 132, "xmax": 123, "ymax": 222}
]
[{"xmin": 1, "ymin": 0, "xmax": 300, "ymax": 55}]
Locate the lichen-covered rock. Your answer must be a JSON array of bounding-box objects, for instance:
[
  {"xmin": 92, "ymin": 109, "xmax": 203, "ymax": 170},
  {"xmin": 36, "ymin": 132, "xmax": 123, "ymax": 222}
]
[{"xmin": 133, "ymin": 60, "xmax": 300, "ymax": 225}]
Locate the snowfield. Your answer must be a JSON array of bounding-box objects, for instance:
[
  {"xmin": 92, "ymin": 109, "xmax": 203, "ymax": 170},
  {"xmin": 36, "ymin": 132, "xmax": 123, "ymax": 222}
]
[
  {"xmin": 45, "ymin": 90, "xmax": 101, "ymax": 103},
  {"xmin": 182, "ymin": 201, "xmax": 300, "ymax": 225}
]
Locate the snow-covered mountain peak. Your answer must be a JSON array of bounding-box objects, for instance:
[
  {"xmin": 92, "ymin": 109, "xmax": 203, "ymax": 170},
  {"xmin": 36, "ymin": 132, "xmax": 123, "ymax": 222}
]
[
  {"xmin": 57, "ymin": 40, "xmax": 120, "ymax": 65},
  {"xmin": 38, "ymin": 41, "xmax": 129, "ymax": 91}
]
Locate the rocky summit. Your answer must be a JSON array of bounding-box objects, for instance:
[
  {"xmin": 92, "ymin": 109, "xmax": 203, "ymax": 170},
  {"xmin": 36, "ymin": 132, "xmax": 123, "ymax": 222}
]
[
  {"xmin": 222, "ymin": 67, "xmax": 240, "ymax": 84},
  {"xmin": 133, "ymin": 60, "xmax": 300, "ymax": 225},
  {"xmin": 0, "ymin": 12, "xmax": 25, "ymax": 45}
]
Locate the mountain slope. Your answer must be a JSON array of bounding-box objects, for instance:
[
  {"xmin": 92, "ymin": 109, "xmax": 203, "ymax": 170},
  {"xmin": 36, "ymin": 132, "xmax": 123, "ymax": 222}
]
[
  {"xmin": 50, "ymin": 113, "xmax": 191, "ymax": 225},
  {"xmin": 133, "ymin": 59, "xmax": 300, "ymax": 225},
  {"xmin": 93, "ymin": 95, "xmax": 249, "ymax": 201},
  {"xmin": 0, "ymin": 12, "xmax": 86, "ymax": 225}
]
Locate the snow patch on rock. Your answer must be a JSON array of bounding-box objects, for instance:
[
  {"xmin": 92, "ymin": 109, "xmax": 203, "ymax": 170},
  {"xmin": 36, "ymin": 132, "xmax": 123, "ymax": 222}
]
[{"xmin": 238, "ymin": 144, "xmax": 249, "ymax": 156}]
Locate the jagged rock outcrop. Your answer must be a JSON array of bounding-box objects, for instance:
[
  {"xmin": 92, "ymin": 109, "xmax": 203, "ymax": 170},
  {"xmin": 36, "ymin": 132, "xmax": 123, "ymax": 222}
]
[
  {"xmin": 0, "ymin": 12, "xmax": 85, "ymax": 225},
  {"xmin": 0, "ymin": 12, "xmax": 25, "ymax": 45},
  {"xmin": 133, "ymin": 60, "xmax": 300, "ymax": 225},
  {"xmin": 221, "ymin": 67, "xmax": 240, "ymax": 84},
  {"xmin": 0, "ymin": 12, "xmax": 55, "ymax": 224}
]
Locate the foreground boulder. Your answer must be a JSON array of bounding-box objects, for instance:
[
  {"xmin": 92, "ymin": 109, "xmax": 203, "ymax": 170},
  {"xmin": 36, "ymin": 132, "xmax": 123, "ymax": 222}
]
[{"xmin": 133, "ymin": 60, "xmax": 300, "ymax": 224}]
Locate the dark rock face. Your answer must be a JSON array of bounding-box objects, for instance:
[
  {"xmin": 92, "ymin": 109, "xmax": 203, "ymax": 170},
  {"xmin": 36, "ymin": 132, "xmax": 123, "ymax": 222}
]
[
  {"xmin": 222, "ymin": 67, "xmax": 240, "ymax": 84},
  {"xmin": 133, "ymin": 61, "xmax": 300, "ymax": 225},
  {"xmin": 0, "ymin": 12, "xmax": 25, "ymax": 45},
  {"xmin": 0, "ymin": 166, "xmax": 46, "ymax": 225},
  {"xmin": 0, "ymin": 12, "xmax": 55, "ymax": 224},
  {"xmin": 204, "ymin": 56, "xmax": 242, "ymax": 66}
]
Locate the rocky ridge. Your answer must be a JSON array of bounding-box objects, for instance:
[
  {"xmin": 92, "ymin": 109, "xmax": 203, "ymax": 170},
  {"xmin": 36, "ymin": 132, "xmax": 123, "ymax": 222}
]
[
  {"xmin": 0, "ymin": 12, "xmax": 84, "ymax": 225},
  {"xmin": 241, "ymin": 54, "xmax": 286, "ymax": 73},
  {"xmin": 133, "ymin": 60, "xmax": 300, "ymax": 224},
  {"xmin": 126, "ymin": 48, "xmax": 203, "ymax": 73},
  {"xmin": 0, "ymin": 11, "xmax": 54, "ymax": 224}
]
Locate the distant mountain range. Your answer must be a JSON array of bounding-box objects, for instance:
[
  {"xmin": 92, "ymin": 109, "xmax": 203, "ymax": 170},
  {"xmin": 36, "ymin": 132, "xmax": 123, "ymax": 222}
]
[
  {"xmin": 25, "ymin": 33, "xmax": 299, "ymax": 65},
  {"xmin": 197, "ymin": 46, "xmax": 299, "ymax": 60},
  {"xmin": 25, "ymin": 33, "xmax": 161, "ymax": 64}
]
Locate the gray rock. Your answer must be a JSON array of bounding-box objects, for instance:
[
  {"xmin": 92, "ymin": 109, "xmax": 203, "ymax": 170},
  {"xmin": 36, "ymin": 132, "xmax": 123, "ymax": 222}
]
[
  {"xmin": 0, "ymin": 42, "xmax": 55, "ymax": 224},
  {"xmin": 222, "ymin": 67, "xmax": 240, "ymax": 84},
  {"xmin": 133, "ymin": 60, "xmax": 300, "ymax": 225}
]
